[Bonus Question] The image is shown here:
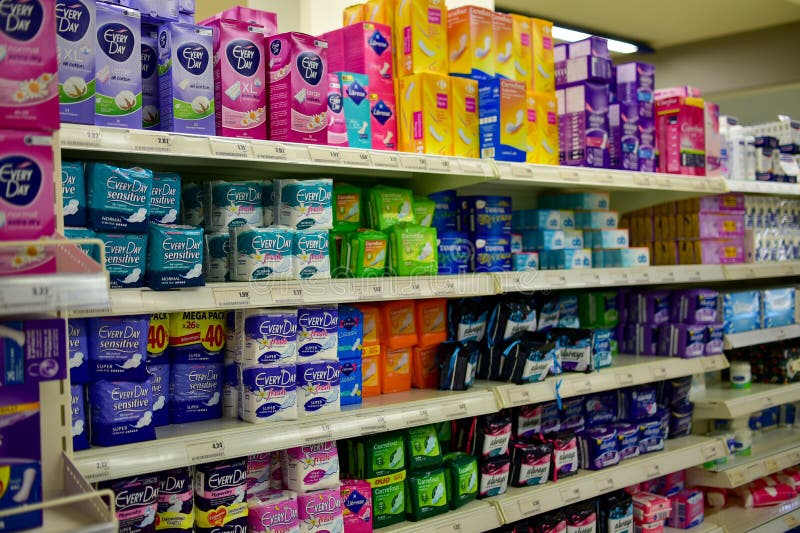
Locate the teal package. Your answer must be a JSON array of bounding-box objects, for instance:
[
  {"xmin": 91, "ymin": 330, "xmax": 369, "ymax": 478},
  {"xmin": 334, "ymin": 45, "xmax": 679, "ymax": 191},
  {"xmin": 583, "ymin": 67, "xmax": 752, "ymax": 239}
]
[
  {"xmin": 147, "ymin": 224, "xmax": 204, "ymax": 290},
  {"xmin": 339, "ymin": 72, "xmax": 371, "ymax": 149},
  {"xmin": 339, "ymin": 358, "xmax": 362, "ymax": 406},
  {"xmin": 87, "ymin": 163, "xmax": 153, "ymax": 233},
  {"xmin": 181, "ymin": 181, "xmax": 204, "ymax": 226},
  {"xmin": 149, "ymin": 172, "xmax": 182, "ymax": 224},
  {"xmin": 98, "ymin": 232, "xmax": 148, "ymax": 288},
  {"xmin": 64, "ymin": 227, "xmax": 100, "ymax": 262},
  {"xmin": 62, "ymin": 161, "xmax": 86, "ymax": 227}
]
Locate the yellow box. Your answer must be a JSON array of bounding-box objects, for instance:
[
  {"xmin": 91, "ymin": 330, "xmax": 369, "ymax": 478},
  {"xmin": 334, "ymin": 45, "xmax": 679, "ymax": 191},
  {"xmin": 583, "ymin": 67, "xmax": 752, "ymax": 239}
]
[
  {"xmin": 532, "ymin": 18, "xmax": 555, "ymax": 93},
  {"xmin": 511, "ymin": 14, "xmax": 533, "ymax": 88},
  {"xmin": 525, "ymin": 91, "xmax": 538, "ymax": 163},
  {"xmin": 493, "ymin": 12, "xmax": 515, "ymax": 80},
  {"xmin": 451, "ymin": 76, "xmax": 479, "ymax": 158},
  {"xmin": 534, "ymin": 91, "xmax": 558, "ymax": 164},
  {"xmin": 447, "ymin": 5, "xmax": 494, "ymax": 79},
  {"xmin": 343, "ymin": 4, "xmax": 365, "ymax": 26},
  {"xmin": 396, "ymin": 0, "xmax": 448, "ymax": 76},
  {"xmin": 397, "ymin": 73, "xmax": 452, "ymax": 156},
  {"xmin": 364, "ymin": 0, "xmax": 394, "ymax": 26}
]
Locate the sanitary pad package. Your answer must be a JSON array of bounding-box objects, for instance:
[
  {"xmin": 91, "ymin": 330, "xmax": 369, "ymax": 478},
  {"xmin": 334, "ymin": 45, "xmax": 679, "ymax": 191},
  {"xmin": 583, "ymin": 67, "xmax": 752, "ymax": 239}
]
[
  {"xmin": 99, "ymin": 232, "xmax": 148, "ymax": 288},
  {"xmin": 297, "ymin": 361, "xmax": 341, "ymax": 416},
  {"xmin": 87, "ymin": 163, "xmax": 153, "ymax": 233},
  {"xmin": 57, "ymin": 0, "xmax": 97, "ymax": 125},
  {"xmin": 240, "ymin": 365, "xmax": 298, "ymax": 423},
  {"xmin": 276, "ymin": 179, "xmax": 333, "ymax": 230},
  {"xmin": 147, "ymin": 224, "xmax": 204, "ymax": 290},
  {"xmin": 89, "ymin": 315, "xmax": 149, "ymax": 382},
  {"xmin": 90, "ymin": 379, "xmax": 156, "ymax": 446},
  {"xmin": 230, "ymin": 225, "xmax": 294, "ymax": 282}
]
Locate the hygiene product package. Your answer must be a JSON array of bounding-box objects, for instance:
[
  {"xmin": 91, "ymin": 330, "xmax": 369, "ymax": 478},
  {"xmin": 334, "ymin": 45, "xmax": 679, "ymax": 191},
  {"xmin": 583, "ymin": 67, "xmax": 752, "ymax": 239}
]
[
  {"xmin": 140, "ymin": 27, "xmax": 159, "ymax": 129},
  {"xmin": 343, "ymin": 229, "xmax": 388, "ymax": 278},
  {"xmin": 146, "ymin": 362, "xmax": 169, "ymax": 427},
  {"xmin": 87, "ymin": 163, "xmax": 153, "ymax": 233},
  {"xmin": 90, "ymin": 379, "xmax": 156, "ymax": 446},
  {"xmin": 339, "ymin": 72, "xmax": 372, "ymax": 149},
  {"xmin": 206, "ymin": 180, "xmax": 263, "ymax": 231},
  {"xmin": 367, "ymin": 186, "xmax": 415, "ymax": 231},
  {"xmin": 61, "ymin": 161, "xmax": 86, "ymax": 227},
  {"xmin": 293, "ymin": 229, "xmax": 330, "ymax": 279},
  {"xmin": 387, "ymin": 223, "xmax": 438, "ymax": 276},
  {"xmin": 194, "ymin": 459, "xmax": 248, "ymax": 533},
  {"xmin": 57, "ymin": 0, "xmax": 97, "ymax": 125},
  {"xmin": 397, "ymin": 73, "xmax": 452, "ymax": 155},
  {"xmin": 370, "ymin": 89, "xmax": 397, "ymax": 150},
  {"xmin": 450, "ymin": 76, "xmax": 480, "ymax": 158},
  {"xmin": 71, "ymin": 385, "xmax": 88, "ymax": 451},
  {"xmin": 240, "ymin": 365, "xmax": 298, "ymax": 423},
  {"xmin": 396, "ymin": 0, "xmax": 447, "ymax": 76},
  {"xmin": 147, "ymin": 224, "xmax": 204, "ymax": 290},
  {"xmin": 282, "ymin": 442, "xmax": 340, "ymax": 493},
  {"xmin": 297, "ymin": 362, "xmax": 340, "ymax": 416},
  {"xmin": 478, "ymin": 77, "xmax": 526, "ymax": 162},
  {"xmin": 69, "ymin": 318, "xmax": 91, "ymax": 384},
  {"xmin": 241, "ymin": 309, "xmax": 298, "ymax": 366},
  {"xmin": 230, "ymin": 225, "xmax": 293, "ymax": 282},
  {"xmin": 341, "ymin": 480, "xmax": 372, "ymax": 533},
  {"xmin": 167, "ymin": 310, "xmax": 226, "ymax": 363},
  {"xmin": 276, "ymin": 179, "xmax": 333, "ymax": 230},
  {"xmin": 100, "ymin": 475, "xmax": 159, "ymax": 533},
  {"xmin": 156, "ymin": 467, "xmax": 194, "ymax": 531},
  {"xmin": 297, "ymin": 306, "xmax": 339, "ymax": 362},
  {"xmin": 169, "ymin": 361, "xmax": 222, "ymax": 423},
  {"xmin": 297, "ymin": 489, "xmax": 343, "ymax": 533},
  {"xmin": 447, "ymin": 6, "xmax": 494, "ymax": 80},
  {"xmin": 89, "ymin": 315, "xmax": 149, "ymax": 381},
  {"xmin": 333, "ymin": 183, "xmax": 363, "ymax": 231},
  {"xmin": 406, "ymin": 468, "xmax": 449, "ymax": 521},
  {"xmin": 149, "ymin": 172, "xmax": 181, "ymax": 224}
]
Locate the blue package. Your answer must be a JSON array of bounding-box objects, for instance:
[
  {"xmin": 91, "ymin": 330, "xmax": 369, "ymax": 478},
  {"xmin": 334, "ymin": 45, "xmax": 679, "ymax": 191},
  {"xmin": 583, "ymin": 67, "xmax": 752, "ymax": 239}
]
[
  {"xmin": 449, "ymin": 299, "xmax": 489, "ymax": 342},
  {"xmin": 472, "ymin": 235, "xmax": 511, "ymax": 272},
  {"xmin": 723, "ymin": 291, "xmax": 761, "ymax": 334},
  {"xmin": 578, "ymin": 426, "xmax": 620, "ymax": 470},
  {"xmin": 146, "ymin": 362, "xmax": 170, "ymax": 427},
  {"xmin": 297, "ymin": 307, "xmax": 339, "ymax": 362},
  {"xmin": 540, "ymin": 249, "xmax": 592, "ymax": 270},
  {"xmin": 98, "ymin": 232, "xmax": 148, "ymax": 288},
  {"xmin": 71, "ymin": 384, "xmax": 89, "ymax": 451},
  {"xmin": 339, "ymin": 72, "xmax": 371, "ymax": 149},
  {"xmin": 593, "ymin": 329, "xmax": 612, "ymax": 368},
  {"xmin": 478, "ymin": 78, "xmax": 526, "ymax": 162},
  {"xmin": 204, "ymin": 231, "xmax": 230, "ymax": 282},
  {"xmin": 297, "ymin": 361, "xmax": 341, "ymax": 414},
  {"xmin": 338, "ymin": 306, "xmax": 363, "ymax": 360},
  {"xmin": 90, "ymin": 379, "xmax": 156, "ymax": 446},
  {"xmin": 68, "ymin": 318, "xmax": 90, "ymax": 384},
  {"xmin": 637, "ymin": 418, "xmax": 665, "ymax": 454},
  {"xmin": 180, "ymin": 181, "xmax": 204, "ymax": 226},
  {"xmin": 585, "ymin": 392, "xmax": 618, "ymax": 426},
  {"xmin": 429, "ymin": 190, "xmax": 458, "ymax": 231},
  {"xmin": 511, "ymin": 251, "xmax": 538, "ymax": 271},
  {"xmin": 169, "ymin": 361, "xmax": 222, "ymax": 423},
  {"xmin": 149, "ymin": 172, "xmax": 181, "ymax": 224},
  {"xmin": 585, "ymin": 229, "xmax": 629, "ymax": 249},
  {"xmin": 562, "ymin": 230, "xmax": 584, "ymax": 249},
  {"xmin": 762, "ymin": 406, "xmax": 780, "ymax": 430},
  {"xmin": 0, "ymin": 462, "xmax": 42, "ymax": 531},
  {"xmin": 522, "ymin": 229, "xmax": 565, "ymax": 251},
  {"xmin": 560, "ymin": 397, "xmax": 585, "ymax": 432},
  {"xmin": 438, "ymin": 231, "xmax": 473, "ymax": 275},
  {"xmin": 88, "ymin": 315, "xmax": 150, "ymax": 382},
  {"xmin": 459, "ymin": 196, "xmax": 512, "ymax": 236},
  {"xmin": 613, "ymin": 423, "xmax": 640, "ymax": 460},
  {"xmin": 242, "ymin": 309, "xmax": 297, "ymax": 366},
  {"xmin": 761, "ymin": 288, "xmax": 795, "ymax": 328},
  {"xmin": 339, "ymin": 358, "xmax": 362, "ymax": 406},
  {"xmin": 147, "ymin": 224, "xmax": 204, "ymax": 290},
  {"xmin": 625, "ymin": 385, "xmax": 658, "ymax": 421},
  {"xmin": 575, "ymin": 210, "xmax": 618, "ymax": 230},
  {"xmin": 64, "ymin": 227, "xmax": 100, "ymax": 262},
  {"xmin": 87, "ymin": 163, "xmax": 154, "ymax": 233},
  {"xmin": 541, "ymin": 401, "xmax": 561, "ymax": 434},
  {"xmin": 62, "ymin": 161, "xmax": 86, "ymax": 227}
]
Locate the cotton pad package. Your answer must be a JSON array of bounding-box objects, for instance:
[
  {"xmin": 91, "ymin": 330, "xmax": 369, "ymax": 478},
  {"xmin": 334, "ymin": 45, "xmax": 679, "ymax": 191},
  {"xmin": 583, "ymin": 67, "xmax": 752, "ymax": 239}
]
[{"xmin": 281, "ymin": 442, "xmax": 340, "ymax": 493}]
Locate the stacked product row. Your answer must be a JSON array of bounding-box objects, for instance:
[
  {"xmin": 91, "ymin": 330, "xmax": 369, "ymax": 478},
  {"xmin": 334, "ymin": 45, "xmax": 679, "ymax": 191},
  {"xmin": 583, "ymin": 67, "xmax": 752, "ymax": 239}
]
[
  {"xmin": 720, "ymin": 115, "xmax": 799, "ymax": 183},
  {"xmin": 724, "ymin": 337, "xmax": 800, "ymax": 388},
  {"xmin": 745, "ymin": 195, "xmax": 800, "ymax": 262}
]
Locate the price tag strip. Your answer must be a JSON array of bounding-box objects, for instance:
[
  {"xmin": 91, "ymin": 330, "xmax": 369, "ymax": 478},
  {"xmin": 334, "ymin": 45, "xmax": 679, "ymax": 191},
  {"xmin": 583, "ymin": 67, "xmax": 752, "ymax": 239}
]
[
  {"xmin": 210, "ymin": 139, "xmax": 253, "ymax": 159},
  {"xmin": 130, "ymin": 131, "xmax": 173, "ymax": 153},
  {"xmin": 187, "ymin": 439, "xmax": 226, "ymax": 463},
  {"xmin": 212, "ymin": 287, "xmax": 253, "ymax": 308}
]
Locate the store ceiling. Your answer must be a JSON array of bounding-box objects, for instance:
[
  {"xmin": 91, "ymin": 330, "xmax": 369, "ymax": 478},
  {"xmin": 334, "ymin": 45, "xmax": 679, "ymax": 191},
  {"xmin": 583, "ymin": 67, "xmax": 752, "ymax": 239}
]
[{"xmin": 495, "ymin": 0, "xmax": 800, "ymax": 49}]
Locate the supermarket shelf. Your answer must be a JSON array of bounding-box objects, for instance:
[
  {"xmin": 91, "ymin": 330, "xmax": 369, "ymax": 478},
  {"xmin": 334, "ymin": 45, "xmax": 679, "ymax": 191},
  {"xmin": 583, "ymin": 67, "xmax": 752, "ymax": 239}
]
[
  {"xmin": 691, "ymin": 382, "xmax": 800, "ymax": 419},
  {"xmin": 727, "ymin": 180, "xmax": 800, "ymax": 196},
  {"xmin": 0, "ymin": 237, "xmax": 109, "ymax": 316},
  {"xmin": 687, "ymin": 428, "xmax": 800, "ymax": 488},
  {"xmin": 708, "ymin": 495, "xmax": 800, "ymax": 533},
  {"xmin": 67, "ymin": 275, "xmax": 496, "ymax": 317},
  {"xmin": 489, "ymin": 436, "xmax": 728, "ymax": 524},
  {"xmin": 74, "ymin": 387, "xmax": 498, "ymax": 482},
  {"xmin": 665, "ymin": 523, "xmax": 724, "ymax": 533},
  {"xmin": 723, "ymin": 261, "xmax": 800, "ymax": 280},
  {"xmin": 381, "ymin": 501, "xmax": 502, "ymax": 533},
  {"xmin": 492, "ymin": 354, "xmax": 729, "ymax": 408},
  {"xmin": 724, "ymin": 324, "xmax": 800, "ymax": 350}
]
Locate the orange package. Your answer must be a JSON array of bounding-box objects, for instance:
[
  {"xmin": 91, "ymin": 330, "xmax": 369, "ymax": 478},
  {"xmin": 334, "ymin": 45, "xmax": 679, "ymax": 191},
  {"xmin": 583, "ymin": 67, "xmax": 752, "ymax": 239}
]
[
  {"xmin": 414, "ymin": 298, "xmax": 447, "ymax": 346},
  {"xmin": 362, "ymin": 352, "xmax": 381, "ymax": 397},
  {"xmin": 357, "ymin": 304, "xmax": 381, "ymax": 358},
  {"xmin": 412, "ymin": 344, "xmax": 440, "ymax": 389},
  {"xmin": 379, "ymin": 300, "xmax": 417, "ymax": 350},
  {"xmin": 380, "ymin": 346, "xmax": 412, "ymax": 394}
]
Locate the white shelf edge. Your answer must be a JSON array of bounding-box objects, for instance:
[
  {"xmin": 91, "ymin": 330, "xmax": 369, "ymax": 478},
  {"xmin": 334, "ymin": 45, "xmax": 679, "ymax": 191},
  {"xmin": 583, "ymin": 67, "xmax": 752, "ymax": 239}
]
[
  {"xmin": 492, "ymin": 354, "xmax": 729, "ymax": 409},
  {"xmin": 381, "ymin": 500, "xmax": 502, "ymax": 533},
  {"xmin": 688, "ymin": 428, "xmax": 800, "ymax": 489},
  {"xmin": 692, "ymin": 382, "xmax": 800, "ymax": 419},
  {"xmin": 727, "ymin": 180, "xmax": 800, "ymax": 196},
  {"xmin": 488, "ymin": 436, "xmax": 728, "ymax": 524},
  {"xmin": 665, "ymin": 522, "xmax": 724, "ymax": 533},
  {"xmin": 74, "ymin": 387, "xmax": 499, "ymax": 483},
  {"xmin": 724, "ymin": 324, "xmax": 800, "ymax": 350},
  {"xmin": 708, "ymin": 495, "xmax": 800, "ymax": 533}
]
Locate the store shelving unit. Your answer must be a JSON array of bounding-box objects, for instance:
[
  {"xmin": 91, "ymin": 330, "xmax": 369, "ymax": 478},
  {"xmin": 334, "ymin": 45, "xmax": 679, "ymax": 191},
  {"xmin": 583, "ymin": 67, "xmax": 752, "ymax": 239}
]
[
  {"xmin": 382, "ymin": 501, "xmax": 503, "ymax": 533},
  {"xmin": 708, "ymin": 495, "xmax": 800, "ymax": 533},
  {"xmin": 692, "ymin": 382, "xmax": 800, "ymax": 419},
  {"xmin": 727, "ymin": 180, "xmax": 800, "ymax": 196},
  {"xmin": 665, "ymin": 523, "xmax": 724, "ymax": 533},
  {"xmin": 723, "ymin": 325, "xmax": 800, "ymax": 350},
  {"xmin": 489, "ymin": 436, "xmax": 728, "ymax": 524},
  {"xmin": 688, "ymin": 428, "xmax": 800, "ymax": 488}
]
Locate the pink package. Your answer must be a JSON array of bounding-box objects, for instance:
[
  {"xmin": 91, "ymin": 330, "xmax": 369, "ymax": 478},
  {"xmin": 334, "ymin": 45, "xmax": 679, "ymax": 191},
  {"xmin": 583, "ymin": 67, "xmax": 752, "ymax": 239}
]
[
  {"xmin": 203, "ymin": 18, "xmax": 267, "ymax": 139},
  {"xmin": 247, "ymin": 452, "xmax": 272, "ymax": 493},
  {"xmin": 737, "ymin": 482, "xmax": 796, "ymax": 508},
  {"xmin": 0, "ymin": 0, "xmax": 59, "ymax": 131},
  {"xmin": 268, "ymin": 32, "xmax": 328, "ymax": 144},
  {"xmin": 655, "ymin": 470, "xmax": 685, "ymax": 497},
  {"xmin": 668, "ymin": 489, "xmax": 704, "ymax": 529},
  {"xmin": 343, "ymin": 22, "xmax": 393, "ymax": 93},
  {"xmin": 326, "ymin": 74, "xmax": 347, "ymax": 147},
  {"xmin": 298, "ymin": 489, "xmax": 343, "ymax": 533},
  {"xmin": 656, "ymin": 96, "xmax": 706, "ymax": 176},
  {"xmin": 320, "ymin": 28, "xmax": 343, "ymax": 75},
  {"xmin": 0, "ymin": 131, "xmax": 55, "ymax": 243},
  {"xmin": 698, "ymin": 238, "xmax": 745, "ymax": 264},
  {"xmin": 633, "ymin": 491, "xmax": 672, "ymax": 517},
  {"xmin": 199, "ymin": 7, "xmax": 278, "ymax": 36},
  {"xmin": 692, "ymin": 193, "xmax": 745, "ymax": 213},
  {"xmin": 341, "ymin": 480, "xmax": 372, "ymax": 533},
  {"xmin": 369, "ymin": 90, "xmax": 397, "ymax": 151},
  {"xmin": 705, "ymin": 101, "xmax": 722, "ymax": 176},
  {"xmin": 654, "ymin": 86, "xmax": 702, "ymax": 100},
  {"xmin": 248, "ymin": 489, "xmax": 299, "ymax": 533},
  {"xmin": 775, "ymin": 468, "xmax": 800, "ymax": 493},
  {"xmin": 634, "ymin": 522, "xmax": 664, "ymax": 533}
]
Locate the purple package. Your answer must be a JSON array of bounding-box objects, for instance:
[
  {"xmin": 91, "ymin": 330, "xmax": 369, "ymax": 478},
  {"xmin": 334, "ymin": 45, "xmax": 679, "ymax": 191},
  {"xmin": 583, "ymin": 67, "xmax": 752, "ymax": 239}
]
[
  {"xmin": 617, "ymin": 290, "xmax": 631, "ymax": 325},
  {"xmin": 559, "ymin": 397, "xmax": 585, "ymax": 432},
  {"xmin": 69, "ymin": 318, "xmax": 90, "ymax": 385},
  {"xmin": 478, "ymin": 413, "xmax": 512, "ymax": 457},
  {"xmin": 585, "ymin": 391, "xmax": 618, "ymax": 426},
  {"xmin": 101, "ymin": 475, "xmax": 159, "ymax": 533},
  {"xmin": 541, "ymin": 400, "xmax": 561, "ymax": 434},
  {"xmin": 1, "ymin": 319, "xmax": 68, "ymax": 386},
  {"xmin": 145, "ymin": 362, "xmax": 169, "ymax": 427},
  {"xmin": 89, "ymin": 315, "xmax": 149, "ymax": 382},
  {"xmin": 705, "ymin": 325, "xmax": 724, "ymax": 355},
  {"xmin": 514, "ymin": 403, "xmax": 542, "ymax": 438},
  {"xmin": 616, "ymin": 63, "xmax": 655, "ymax": 108},
  {"xmin": 619, "ymin": 101, "xmax": 656, "ymax": 172},
  {"xmin": 555, "ymin": 56, "xmax": 613, "ymax": 87},
  {"xmin": 568, "ymin": 36, "xmax": 609, "ymax": 59},
  {"xmin": 694, "ymin": 193, "xmax": 745, "ymax": 213},
  {"xmin": 657, "ymin": 470, "xmax": 685, "ymax": 498},
  {"xmin": 558, "ymin": 81, "xmax": 610, "ymax": 169},
  {"xmin": 658, "ymin": 324, "xmax": 705, "ymax": 358},
  {"xmin": 90, "ymin": 379, "xmax": 156, "ymax": 446},
  {"xmin": 638, "ymin": 291, "xmax": 671, "ymax": 324},
  {"xmin": 634, "ymin": 323, "xmax": 660, "ymax": 356},
  {"xmin": 578, "ymin": 426, "xmax": 620, "ymax": 470},
  {"xmin": 662, "ymin": 376, "xmax": 692, "ymax": 407},
  {"xmin": 478, "ymin": 456, "xmax": 510, "ymax": 498},
  {"xmin": 548, "ymin": 433, "xmax": 579, "ymax": 480},
  {"xmin": 669, "ymin": 402, "xmax": 694, "ymax": 438},
  {"xmin": 296, "ymin": 306, "xmax": 338, "ymax": 362},
  {"xmin": 638, "ymin": 418, "xmax": 665, "ymax": 453},
  {"xmin": 613, "ymin": 422, "xmax": 640, "ymax": 460},
  {"xmin": 71, "ymin": 384, "xmax": 89, "ymax": 451},
  {"xmin": 156, "ymin": 467, "xmax": 194, "ymax": 527},
  {"xmin": 675, "ymin": 289, "xmax": 719, "ymax": 324},
  {"xmin": 608, "ymin": 103, "xmax": 620, "ymax": 169},
  {"xmin": 626, "ymin": 385, "xmax": 657, "ymax": 421},
  {"xmin": 554, "ymin": 43, "xmax": 567, "ymax": 62}
]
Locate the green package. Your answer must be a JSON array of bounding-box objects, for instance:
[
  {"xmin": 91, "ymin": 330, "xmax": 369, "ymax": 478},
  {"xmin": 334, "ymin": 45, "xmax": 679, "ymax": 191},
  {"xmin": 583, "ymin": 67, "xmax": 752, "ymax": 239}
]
[
  {"xmin": 443, "ymin": 452, "xmax": 478, "ymax": 510},
  {"xmin": 405, "ymin": 468, "xmax": 449, "ymax": 521},
  {"xmin": 387, "ymin": 223, "xmax": 438, "ymax": 276},
  {"xmin": 344, "ymin": 229, "xmax": 388, "ymax": 278},
  {"xmin": 578, "ymin": 291, "xmax": 619, "ymax": 328},
  {"xmin": 329, "ymin": 228, "xmax": 351, "ymax": 278},
  {"xmin": 404, "ymin": 424, "xmax": 442, "ymax": 472},
  {"xmin": 368, "ymin": 186, "xmax": 415, "ymax": 232},
  {"xmin": 372, "ymin": 480, "xmax": 406, "ymax": 528},
  {"xmin": 358, "ymin": 433, "xmax": 406, "ymax": 478},
  {"xmin": 435, "ymin": 421, "xmax": 452, "ymax": 454},
  {"xmin": 334, "ymin": 183, "xmax": 363, "ymax": 231},
  {"xmin": 412, "ymin": 195, "xmax": 436, "ymax": 227}
]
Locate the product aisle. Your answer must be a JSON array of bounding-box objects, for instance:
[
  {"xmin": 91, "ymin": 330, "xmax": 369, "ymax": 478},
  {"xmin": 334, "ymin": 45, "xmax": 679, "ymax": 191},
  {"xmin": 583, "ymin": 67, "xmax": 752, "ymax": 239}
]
[{"xmin": 2, "ymin": 1, "xmax": 800, "ymax": 533}]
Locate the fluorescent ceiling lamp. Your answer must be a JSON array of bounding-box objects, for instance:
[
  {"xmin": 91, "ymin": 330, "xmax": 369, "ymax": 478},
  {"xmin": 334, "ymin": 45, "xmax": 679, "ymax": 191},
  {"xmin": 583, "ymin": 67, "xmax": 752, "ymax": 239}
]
[{"xmin": 552, "ymin": 25, "xmax": 639, "ymax": 54}]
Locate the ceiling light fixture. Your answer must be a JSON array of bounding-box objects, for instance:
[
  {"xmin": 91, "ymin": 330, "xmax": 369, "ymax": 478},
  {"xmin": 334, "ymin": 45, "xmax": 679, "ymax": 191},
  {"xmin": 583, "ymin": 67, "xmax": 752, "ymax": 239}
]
[{"xmin": 552, "ymin": 25, "xmax": 640, "ymax": 54}]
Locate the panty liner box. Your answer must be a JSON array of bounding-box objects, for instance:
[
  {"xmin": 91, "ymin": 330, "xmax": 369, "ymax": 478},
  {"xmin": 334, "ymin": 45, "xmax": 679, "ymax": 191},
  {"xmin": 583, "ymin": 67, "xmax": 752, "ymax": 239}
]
[{"xmin": 557, "ymin": 81, "xmax": 610, "ymax": 168}]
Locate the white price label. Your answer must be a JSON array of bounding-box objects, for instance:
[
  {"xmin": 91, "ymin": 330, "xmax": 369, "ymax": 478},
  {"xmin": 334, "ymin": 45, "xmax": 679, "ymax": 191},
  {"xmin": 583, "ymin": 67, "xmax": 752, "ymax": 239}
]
[
  {"xmin": 309, "ymin": 146, "xmax": 343, "ymax": 164},
  {"xmin": 765, "ymin": 458, "xmax": 779, "ymax": 472},
  {"xmin": 617, "ymin": 372, "xmax": 635, "ymax": 386},
  {"xmin": 360, "ymin": 416, "xmax": 388, "ymax": 435},
  {"xmin": 404, "ymin": 409, "xmax": 431, "ymax": 426},
  {"xmin": 252, "ymin": 142, "xmax": 290, "ymax": 161},
  {"xmin": 270, "ymin": 282, "xmax": 304, "ymax": 305},
  {"xmin": 212, "ymin": 287, "xmax": 253, "ymax": 308},
  {"xmin": 580, "ymin": 271, "xmax": 601, "ymax": 285},
  {"xmin": 519, "ymin": 498, "xmax": 541, "ymax": 517},
  {"xmin": 702, "ymin": 445, "xmax": 719, "ymax": 460},
  {"xmin": 762, "ymin": 396, "xmax": 775, "ymax": 408},
  {"xmin": 303, "ymin": 423, "xmax": 334, "ymax": 443},
  {"xmin": 357, "ymin": 282, "xmax": 384, "ymax": 300},
  {"xmin": 646, "ymin": 464, "xmax": 661, "ymax": 478},
  {"xmin": 187, "ymin": 439, "xmax": 225, "ymax": 463},
  {"xmin": 633, "ymin": 270, "xmax": 651, "ymax": 284},
  {"xmin": 436, "ymin": 522, "xmax": 464, "ymax": 533},
  {"xmin": 746, "ymin": 463, "xmax": 764, "ymax": 480},
  {"xmin": 0, "ymin": 283, "xmax": 54, "ymax": 310},
  {"xmin": 789, "ymin": 451, "xmax": 800, "ymax": 464},
  {"xmin": 400, "ymin": 155, "xmax": 428, "ymax": 170},
  {"xmin": 460, "ymin": 159, "xmax": 486, "ymax": 175},
  {"xmin": 731, "ymin": 472, "xmax": 746, "ymax": 486},
  {"xmin": 428, "ymin": 157, "xmax": 454, "ymax": 173},
  {"xmin": 63, "ymin": 126, "xmax": 102, "ymax": 148},
  {"xmin": 599, "ymin": 173, "xmax": 615, "ymax": 184},
  {"xmin": 371, "ymin": 152, "xmax": 400, "ymax": 169},
  {"xmin": 130, "ymin": 131, "xmax": 173, "ymax": 153},
  {"xmin": 658, "ymin": 271, "xmax": 676, "ymax": 283},
  {"xmin": 560, "ymin": 487, "xmax": 581, "ymax": 503},
  {"xmin": 85, "ymin": 458, "xmax": 111, "ymax": 481},
  {"xmin": 635, "ymin": 175, "xmax": 653, "ymax": 187},
  {"xmin": 691, "ymin": 180, "xmax": 709, "ymax": 191},
  {"xmin": 613, "ymin": 271, "xmax": 630, "ymax": 283},
  {"xmin": 509, "ymin": 389, "xmax": 532, "ymax": 406},
  {"xmin": 511, "ymin": 165, "xmax": 534, "ymax": 178},
  {"xmin": 656, "ymin": 176, "xmax": 673, "ymax": 188},
  {"xmin": 651, "ymin": 366, "xmax": 668, "ymax": 379},
  {"xmin": 688, "ymin": 269, "xmax": 704, "ymax": 282},
  {"xmin": 341, "ymin": 150, "xmax": 372, "ymax": 167},
  {"xmin": 210, "ymin": 139, "xmax": 252, "ymax": 159},
  {"xmin": 574, "ymin": 379, "xmax": 592, "ymax": 394},
  {"xmin": 595, "ymin": 477, "xmax": 615, "ymax": 491},
  {"xmin": 444, "ymin": 402, "xmax": 469, "ymax": 419},
  {"xmin": 551, "ymin": 275, "xmax": 567, "ymax": 286},
  {"xmin": 702, "ymin": 357, "xmax": 721, "ymax": 372}
]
